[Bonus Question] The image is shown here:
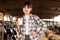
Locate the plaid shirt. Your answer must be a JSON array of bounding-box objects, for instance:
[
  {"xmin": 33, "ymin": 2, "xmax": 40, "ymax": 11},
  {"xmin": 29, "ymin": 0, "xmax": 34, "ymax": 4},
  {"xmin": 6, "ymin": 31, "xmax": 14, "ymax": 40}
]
[{"xmin": 20, "ymin": 14, "xmax": 47, "ymax": 40}]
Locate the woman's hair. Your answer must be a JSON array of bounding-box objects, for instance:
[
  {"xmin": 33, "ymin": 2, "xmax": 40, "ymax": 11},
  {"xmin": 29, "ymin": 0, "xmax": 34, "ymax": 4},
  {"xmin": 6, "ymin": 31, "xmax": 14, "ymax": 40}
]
[{"xmin": 22, "ymin": 1, "xmax": 32, "ymax": 8}]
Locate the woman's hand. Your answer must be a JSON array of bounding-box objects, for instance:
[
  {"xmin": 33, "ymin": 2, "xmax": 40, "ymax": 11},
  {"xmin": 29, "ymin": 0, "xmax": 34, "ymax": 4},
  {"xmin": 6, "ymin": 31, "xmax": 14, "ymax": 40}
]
[{"xmin": 31, "ymin": 31, "xmax": 37, "ymax": 36}]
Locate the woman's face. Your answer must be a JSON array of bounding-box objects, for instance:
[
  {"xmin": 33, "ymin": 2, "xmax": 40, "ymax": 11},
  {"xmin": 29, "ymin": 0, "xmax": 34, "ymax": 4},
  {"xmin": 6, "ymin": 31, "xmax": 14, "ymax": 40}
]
[{"xmin": 23, "ymin": 5, "xmax": 32, "ymax": 15}]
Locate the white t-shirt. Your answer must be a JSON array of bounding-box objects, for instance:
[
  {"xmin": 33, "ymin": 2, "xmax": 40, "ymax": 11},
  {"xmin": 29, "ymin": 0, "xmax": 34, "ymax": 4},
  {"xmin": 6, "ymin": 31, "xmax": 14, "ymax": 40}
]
[{"xmin": 24, "ymin": 15, "xmax": 30, "ymax": 35}]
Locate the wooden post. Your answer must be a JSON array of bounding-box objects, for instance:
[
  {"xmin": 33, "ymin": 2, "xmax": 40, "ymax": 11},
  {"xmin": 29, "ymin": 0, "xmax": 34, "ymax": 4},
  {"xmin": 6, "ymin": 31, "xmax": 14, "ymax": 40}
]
[
  {"xmin": 0, "ymin": 12, "xmax": 4, "ymax": 40},
  {"xmin": 10, "ymin": 15, "xmax": 13, "ymax": 22}
]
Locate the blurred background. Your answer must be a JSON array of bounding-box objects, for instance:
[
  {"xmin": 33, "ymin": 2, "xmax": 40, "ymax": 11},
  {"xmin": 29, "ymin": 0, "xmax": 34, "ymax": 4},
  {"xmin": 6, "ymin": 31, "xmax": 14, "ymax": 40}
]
[{"xmin": 0, "ymin": 0, "xmax": 60, "ymax": 40}]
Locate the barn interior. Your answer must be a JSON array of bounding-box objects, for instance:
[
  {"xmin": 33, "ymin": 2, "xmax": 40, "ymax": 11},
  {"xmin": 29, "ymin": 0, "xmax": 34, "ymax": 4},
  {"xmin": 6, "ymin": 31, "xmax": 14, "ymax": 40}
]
[{"xmin": 0, "ymin": 0, "xmax": 60, "ymax": 40}]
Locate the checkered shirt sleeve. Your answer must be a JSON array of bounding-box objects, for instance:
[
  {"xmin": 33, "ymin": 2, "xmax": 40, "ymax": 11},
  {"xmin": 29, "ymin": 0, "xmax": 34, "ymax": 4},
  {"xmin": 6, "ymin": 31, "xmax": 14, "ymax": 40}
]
[{"xmin": 34, "ymin": 15, "xmax": 47, "ymax": 36}]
